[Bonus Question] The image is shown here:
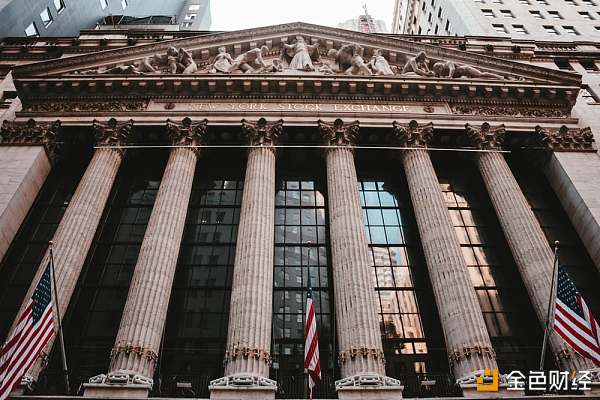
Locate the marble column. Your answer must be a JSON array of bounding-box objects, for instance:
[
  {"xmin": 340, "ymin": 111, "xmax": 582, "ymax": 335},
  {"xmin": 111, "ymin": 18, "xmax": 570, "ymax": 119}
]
[
  {"xmin": 466, "ymin": 123, "xmax": 597, "ymax": 372},
  {"xmin": 84, "ymin": 118, "xmax": 206, "ymax": 398},
  {"xmin": 5, "ymin": 119, "xmax": 131, "ymax": 388},
  {"xmin": 318, "ymin": 119, "xmax": 402, "ymax": 400},
  {"xmin": 392, "ymin": 121, "xmax": 498, "ymax": 383},
  {"xmin": 209, "ymin": 118, "xmax": 281, "ymax": 400}
]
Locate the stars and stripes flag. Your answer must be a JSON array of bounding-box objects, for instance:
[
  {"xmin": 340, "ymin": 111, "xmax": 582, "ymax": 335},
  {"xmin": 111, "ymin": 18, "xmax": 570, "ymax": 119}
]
[
  {"xmin": 304, "ymin": 286, "xmax": 321, "ymax": 400},
  {"xmin": 0, "ymin": 262, "xmax": 55, "ymax": 400},
  {"xmin": 553, "ymin": 266, "xmax": 600, "ymax": 367}
]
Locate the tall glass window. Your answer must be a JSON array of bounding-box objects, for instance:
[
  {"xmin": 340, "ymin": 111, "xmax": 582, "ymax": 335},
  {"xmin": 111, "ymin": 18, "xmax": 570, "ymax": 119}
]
[
  {"xmin": 0, "ymin": 157, "xmax": 87, "ymax": 342},
  {"xmin": 435, "ymin": 156, "xmax": 542, "ymax": 371},
  {"xmin": 36, "ymin": 150, "xmax": 166, "ymax": 394},
  {"xmin": 159, "ymin": 173, "xmax": 243, "ymax": 397},
  {"xmin": 358, "ymin": 178, "xmax": 447, "ymax": 380},
  {"xmin": 272, "ymin": 179, "xmax": 334, "ymax": 399}
]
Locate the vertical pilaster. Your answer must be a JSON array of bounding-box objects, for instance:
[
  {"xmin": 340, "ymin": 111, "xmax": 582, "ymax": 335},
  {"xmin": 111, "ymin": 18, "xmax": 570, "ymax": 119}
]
[
  {"xmin": 318, "ymin": 119, "xmax": 402, "ymax": 399},
  {"xmin": 392, "ymin": 120, "xmax": 498, "ymax": 382},
  {"xmin": 210, "ymin": 118, "xmax": 281, "ymax": 400},
  {"xmin": 84, "ymin": 118, "xmax": 206, "ymax": 398},
  {"xmin": 5, "ymin": 118, "xmax": 131, "ymax": 388},
  {"xmin": 467, "ymin": 123, "xmax": 596, "ymax": 372}
]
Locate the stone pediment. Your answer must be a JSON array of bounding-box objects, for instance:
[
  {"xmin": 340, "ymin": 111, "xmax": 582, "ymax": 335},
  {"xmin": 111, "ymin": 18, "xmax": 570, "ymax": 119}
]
[{"xmin": 12, "ymin": 22, "xmax": 580, "ymax": 87}]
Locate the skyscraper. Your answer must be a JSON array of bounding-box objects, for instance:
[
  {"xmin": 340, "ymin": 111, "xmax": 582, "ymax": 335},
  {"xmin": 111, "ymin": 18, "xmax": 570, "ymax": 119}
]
[
  {"xmin": 0, "ymin": 0, "xmax": 211, "ymax": 38},
  {"xmin": 392, "ymin": 0, "xmax": 600, "ymax": 38},
  {"xmin": 337, "ymin": 5, "xmax": 388, "ymax": 33}
]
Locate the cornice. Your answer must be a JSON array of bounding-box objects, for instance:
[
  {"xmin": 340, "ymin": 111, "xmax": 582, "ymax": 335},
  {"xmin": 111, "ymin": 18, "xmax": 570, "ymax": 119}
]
[{"xmin": 10, "ymin": 22, "xmax": 581, "ymax": 86}]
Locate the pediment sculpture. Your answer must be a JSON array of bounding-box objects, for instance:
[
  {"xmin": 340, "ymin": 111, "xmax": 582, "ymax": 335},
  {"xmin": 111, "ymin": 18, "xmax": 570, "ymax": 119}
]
[{"xmin": 76, "ymin": 38, "xmax": 506, "ymax": 80}]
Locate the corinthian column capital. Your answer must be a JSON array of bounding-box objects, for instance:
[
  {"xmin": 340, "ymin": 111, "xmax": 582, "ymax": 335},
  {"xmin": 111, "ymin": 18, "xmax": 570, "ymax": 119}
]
[
  {"xmin": 318, "ymin": 118, "xmax": 359, "ymax": 147},
  {"xmin": 0, "ymin": 118, "xmax": 61, "ymax": 161},
  {"xmin": 166, "ymin": 117, "xmax": 208, "ymax": 155},
  {"xmin": 465, "ymin": 122, "xmax": 506, "ymax": 150},
  {"xmin": 535, "ymin": 125, "xmax": 595, "ymax": 152},
  {"xmin": 92, "ymin": 118, "xmax": 133, "ymax": 157},
  {"xmin": 391, "ymin": 120, "xmax": 433, "ymax": 148},
  {"xmin": 241, "ymin": 117, "xmax": 283, "ymax": 148}
]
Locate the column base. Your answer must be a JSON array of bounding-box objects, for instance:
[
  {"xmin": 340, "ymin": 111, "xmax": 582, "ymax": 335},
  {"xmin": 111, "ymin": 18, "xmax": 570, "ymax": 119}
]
[
  {"xmin": 209, "ymin": 374, "xmax": 276, "ymax": 400},
  {"xmin": 336, "ymin": 374, "xmax": 404, "ymax": 400},
  {"xmin": 82, "ymin": 370, "xmax": 153, "ymax": 398},
  {"xmin": 460, "ymin": 384, "xmax": 524, "ymax": 399}
]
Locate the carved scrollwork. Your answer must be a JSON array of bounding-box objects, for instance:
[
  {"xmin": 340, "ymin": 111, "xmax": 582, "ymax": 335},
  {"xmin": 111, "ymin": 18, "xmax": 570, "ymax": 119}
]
[
  {"xmin": 92, "ymin": 118, "xmax": 133, "ymax": 157},
  {"xmin": 110, "ymin": 344, "xmax": 158, "ymax": 363},
  {"xmin": 318, "ymin": 119, "xmax": 360, "ymax": 148},
  {"xmin": 337, "ymin": 348, "xmax": 386, "ymax": 365},
  {"xmin": 465, "ymin": 123, "xmax": 506, "ymax": 150},
  {"xmin": 0, "ymin": 118, "xmax": 61, "ymax": 161},
  {"xmin": 447, "ymin": 345, "xmax": 497, "ymax": 367},
  {"xmin": 241, "ymin": 118, "xmax": 283, "ymax": 150},
  {"xmin": 535, "ymin": 125, "xmax": 595, "ymax": 152},
  {"xmin": 223, "ymin": 345, "xmax": 272, "ymax": 366},
  {"xmin": 166, "ymin": 117, "xmax": 208, "ymax": 155},
  {"xmin": 451, "ymin": 105, "xmax": 569, "ymax": 118},
  {"xmin": 24, "ymin": 101, "xmax": 149, "ymax": 113},
  {"xmin": 391, "ymin": 120, "xmax": 434, "ymax": 148}
]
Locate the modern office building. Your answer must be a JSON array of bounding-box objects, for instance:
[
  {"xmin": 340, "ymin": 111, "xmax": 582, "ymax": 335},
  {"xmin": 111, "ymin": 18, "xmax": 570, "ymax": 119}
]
[
  {"xmin": 392, "ymin": 0, "xmax": 600, "ymax": 38},
  {"xmin": 0, "ymin": 22, "xmax": 600, "ymax": 400},
  {"xmin": 337, "ymin": 6, "xmax": 388, "ymax": 33},
  {"xmin": 0, "ymin": 0, "xmax": 211, "ymax": 38}
]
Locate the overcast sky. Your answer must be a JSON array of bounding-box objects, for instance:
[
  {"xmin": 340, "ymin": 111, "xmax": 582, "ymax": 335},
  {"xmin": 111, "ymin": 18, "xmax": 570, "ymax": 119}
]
[{"xmin": 210, "ymin": 0, "xmax": 394, "ymax": 32}]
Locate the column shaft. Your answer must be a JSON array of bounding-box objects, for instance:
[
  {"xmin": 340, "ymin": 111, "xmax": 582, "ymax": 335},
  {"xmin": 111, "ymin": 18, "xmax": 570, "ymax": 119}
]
[
  {"xmin": 109, "ymin": 147, "xmax": 197, "ymax": 379},
  {"xmin": 477, "ymin": 152, "xmax": 594, "ymax": 371},
  {"xmin": 224, "ymin": 146, "xmax": 275, "ymax": 378},
  {"xmin": 402, "ymin": 148, "xmax": 497, "ymax": 379},
  {"xmin": 326, "ymin": 147, "xmax": 385, "ymax": 378},
  {"xmin": 9, "ymin": 147, "xmax": 124, "ymax": 381}
]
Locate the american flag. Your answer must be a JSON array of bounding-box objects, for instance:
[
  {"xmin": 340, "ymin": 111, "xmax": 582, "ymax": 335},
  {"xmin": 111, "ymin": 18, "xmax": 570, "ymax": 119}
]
[
  {"xmin": 0, "ymin": 262, "xmax": 55, "ymax": 400},
  {"xmin": 304, "ymin": 286, "xmax": 321, "ymax": 400},
  {"xmin": 553, "ymin": 266, "xmax": 600, "ymax": 367}
]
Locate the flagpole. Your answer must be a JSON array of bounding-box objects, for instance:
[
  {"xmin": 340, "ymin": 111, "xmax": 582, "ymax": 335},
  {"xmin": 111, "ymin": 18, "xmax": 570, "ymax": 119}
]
[
  {"xmin": 49, "ymin": 241, "xmax": 70, "ymax": 394},
  {"xmin": 539, "ymin": 240, "xmax": 560, "ymax": 371}
]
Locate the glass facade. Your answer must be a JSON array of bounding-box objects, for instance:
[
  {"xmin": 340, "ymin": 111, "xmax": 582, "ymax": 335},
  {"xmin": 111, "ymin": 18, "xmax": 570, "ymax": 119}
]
[
  {"xmin": 0, "ymin": 156, "xmax": 87, "ymax": 343},
  {"xmin": 159, "ymin": 170, "xmax": 243, "ymax": 396},
  {"xmin": 272, "ymin": 178, "xmax": 334, "ymax": 398},
  {"xmin": 357, "ymin": 175, "xmax": 447, "ymax": 380},
  {"xmin": 435, "ymin": 156, "xmax": 542, "ymax": 372},
  {"xmin": 36, "ymin": 150, "xmax": 166, "ymax": 393}
]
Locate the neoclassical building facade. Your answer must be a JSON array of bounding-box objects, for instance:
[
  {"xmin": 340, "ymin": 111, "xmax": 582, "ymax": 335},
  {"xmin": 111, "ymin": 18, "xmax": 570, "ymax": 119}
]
[{"xmin": 1, "ymin": 23, "xmax": 600, "ymax": 399}]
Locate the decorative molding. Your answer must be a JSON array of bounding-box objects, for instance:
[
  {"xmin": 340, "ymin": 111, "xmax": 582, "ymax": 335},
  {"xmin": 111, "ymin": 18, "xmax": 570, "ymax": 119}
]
[
  {"xmin": 451, "ymin": 104, "xmax": 570, "ymax": 119},
  {"xmin": 109, "ymin": 344, "xmax": 158, "ymax": 364},
  {"xmin": 391, "ymin": 120, "xmax": 434, "ymax": 148},
  {"xmin": 336, "ymin": 374, "xmax": 402, "ymax": 389},
  {"xmin": 88, "ymin": 370, "xmax": 153, "ymax": 386},
  {"xmin": 241, "ymin": 117, "xmax": 283, "ymax": 149},
  {"xmin": 448, "ymin": 345, "xmax": 496, "ymax": 367},
  {"xmin": 166, "ymin": 117, "xmax": 208, "ymax": 155},
  {"xmin": 0, "ymin": 118, "xmax": 61, "ymax": 161},
  {"xmin": 223, "ymin": 346, "xmax": 272, "ymax": 366},
  {"xmin": 92, "ymin": 118, "xmax": 133, "ymax": 157},
  {"xmin": 210, "ymin": 374, "xmax": 277, "ymax": 388},
  {"xmin": 535, "ymin": 125, "xmax": 595, "ymax": 152},
  {"xmin": 318, "ymin": 118, "xmax": 360, "ymax": 148},
  {"xmin": 465, "ymin": 122, "xmax": 506, "ymax": 150},
  {"xmin": 337, "ymin": 347, "xmax": 386, "ymax": 365},
  {"xmin": 23, "ymin": 100, "xmax": 149, "ymax": 113}
]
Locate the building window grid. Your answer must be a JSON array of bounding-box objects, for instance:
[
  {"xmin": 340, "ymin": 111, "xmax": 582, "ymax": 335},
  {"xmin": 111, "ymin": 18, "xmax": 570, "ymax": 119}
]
[
  {"xmin": 273, "ymin": 180, "xmax": 333, "ymax": 391},
  {"xmin": 359, "ymin": 180, "xmax": 432, "ymax": 373},
  {"xmin": 40, "ymin": 7, "xmax": 53, "ymax": 28},
  {"xmin": 161, "ymin": 178, "xmax": 243, "ymax": 381}
]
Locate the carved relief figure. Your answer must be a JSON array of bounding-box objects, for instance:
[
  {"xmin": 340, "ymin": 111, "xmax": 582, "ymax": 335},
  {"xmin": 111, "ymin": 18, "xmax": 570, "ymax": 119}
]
[
  {"xmin": 401, "ymin": 51, "xmax": 435, "ymax": 77},
  {"xmin": 432, "ymin": 61, "xmax": 504, "ymax": 80},
  {"xmin": 167, "ymin": 46, "xmax": 197, "ymax": 74},
  {"xmin": 228, "ymin": 45, "xmax": 269, "ymax": 73},
  {"xmin": 281, "ymin": 36, "xmax": 320, "ymax": 71},
  {"xmin": 95, "ymin": 57, "xmax": 157, "ymax": 75},
  {"xmin": 368, "ymin": 49, "xmax": 394, "ymax": 76},
  {"xmin": 210, "ymin": 46, "xmax": 235, "ymax": 73},
  {"xmin": 328, "ymin": 44, "xmax": 371, "ymax": 75}
]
